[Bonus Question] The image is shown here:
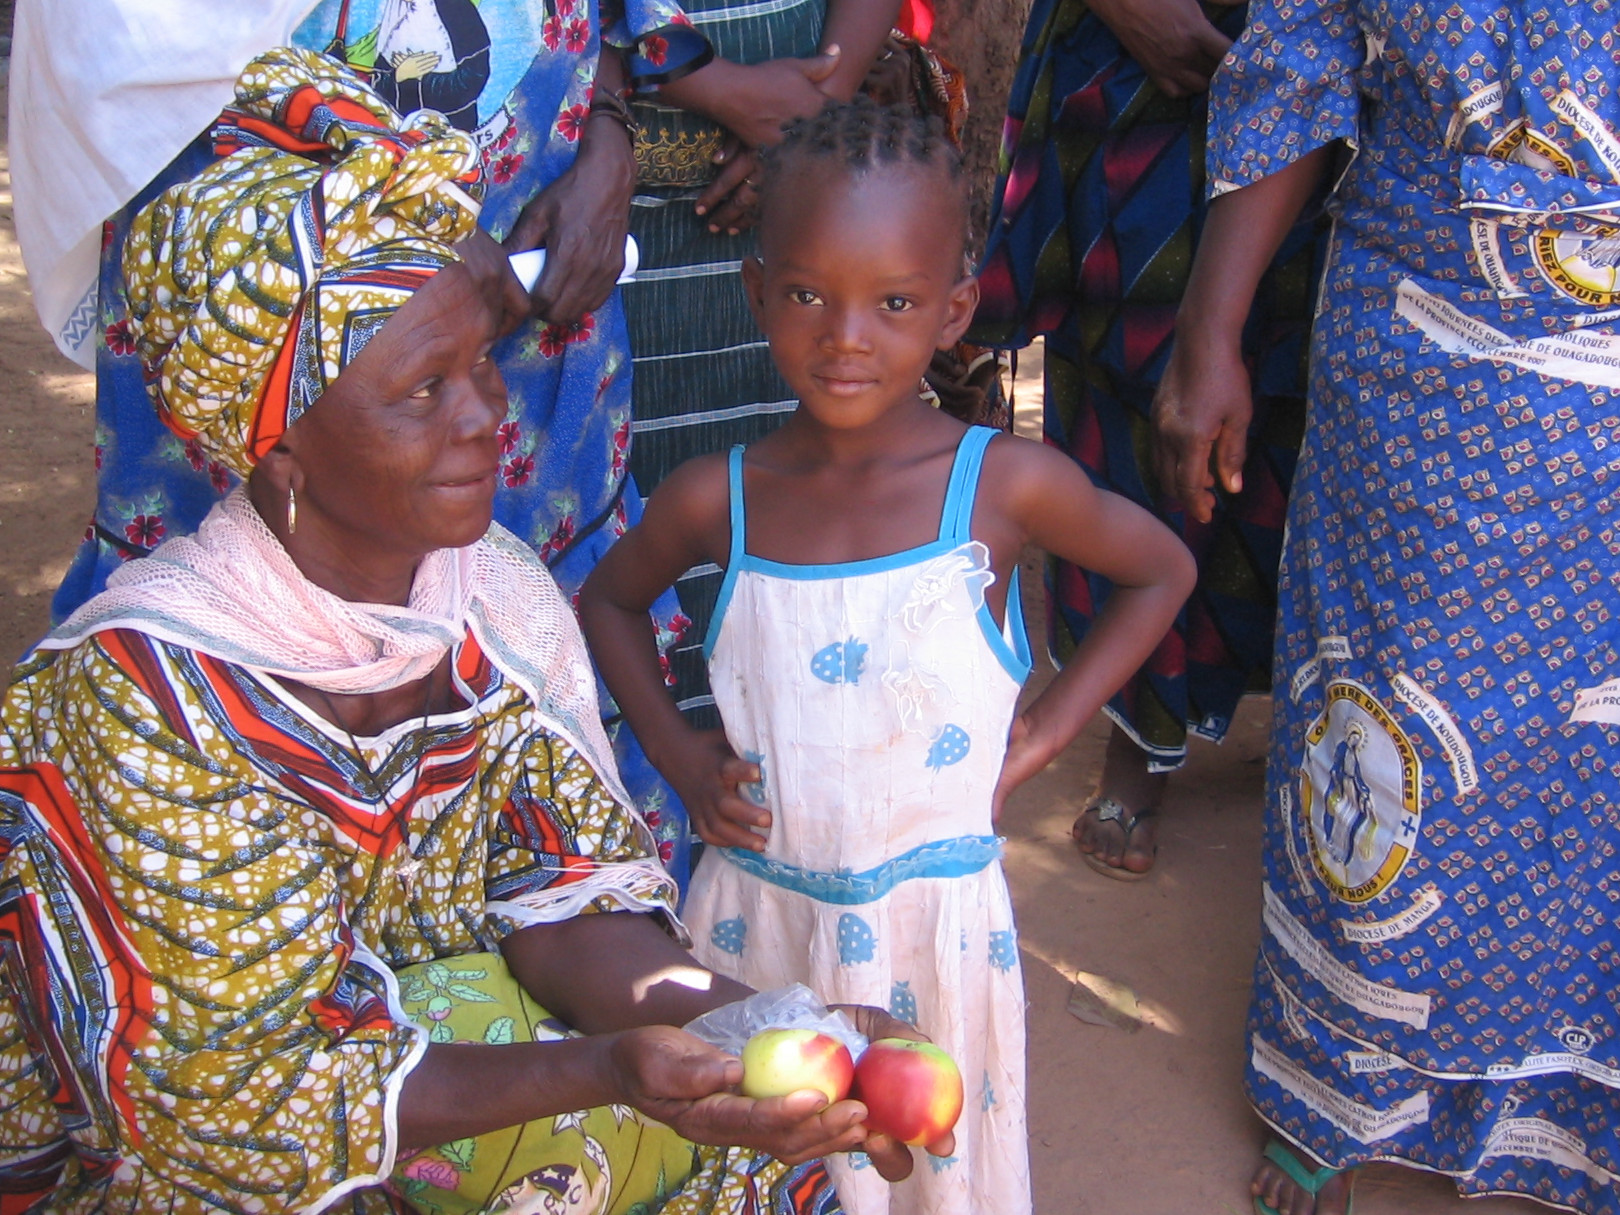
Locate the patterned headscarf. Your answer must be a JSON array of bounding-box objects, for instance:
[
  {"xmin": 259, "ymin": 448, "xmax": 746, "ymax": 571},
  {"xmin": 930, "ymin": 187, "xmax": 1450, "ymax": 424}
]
[{"xmin": 122, "ymin": 47, "xmax": 486, "ymax": 478}]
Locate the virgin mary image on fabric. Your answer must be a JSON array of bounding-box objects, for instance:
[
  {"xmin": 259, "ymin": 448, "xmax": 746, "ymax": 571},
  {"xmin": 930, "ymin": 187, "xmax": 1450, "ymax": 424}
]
[{"xmin": 367, "ymin": 0, "xmax": 493, "ymax": 130}]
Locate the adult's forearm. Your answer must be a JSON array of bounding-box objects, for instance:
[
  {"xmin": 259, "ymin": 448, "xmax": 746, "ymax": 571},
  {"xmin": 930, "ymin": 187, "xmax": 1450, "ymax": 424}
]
[
  {"xmin": 503, "ymin": 913, "xmax": 753, "ymax": 1035},
  {"xmin": 1177, "ymin": 147, "xmax": 1333, "ymax": 347},
  {"xmin": 396, "ymin": 1035, "xmax": 616, "ymax": 1153},
  {"xmin": 818, "ymin": 0, "xmax": 904, "ymax": 101}
]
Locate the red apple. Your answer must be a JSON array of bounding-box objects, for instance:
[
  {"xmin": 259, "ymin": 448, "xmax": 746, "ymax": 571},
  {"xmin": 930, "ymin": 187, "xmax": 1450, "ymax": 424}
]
[
  {"xmin": 851, "ymin": 1038, "xmax": 963, "ymax": 1146},
  {"xmin": 740, "ymin": 1028, "xmax": 855, "ymax": 1105}
]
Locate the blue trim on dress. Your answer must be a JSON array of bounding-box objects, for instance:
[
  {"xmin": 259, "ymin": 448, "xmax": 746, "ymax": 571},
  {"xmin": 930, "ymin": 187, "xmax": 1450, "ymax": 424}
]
[
  {"xmin": 701, "ymin": 445, "xmax": 750, "ymax": 659},
  {"xmin": 717, "ymin": 834, "xmax": 1004, "ymax": 904},
  {"xmin": 739, "ymin": 539, "xmax": 961, "ymax": 582},
  {"xmin": 702, "ymin": 428, "xmax": 1027, "ymax": 665},
  {"xmin": 982, "ymin": 572, "xmax": 1033, "ymax": 684}
]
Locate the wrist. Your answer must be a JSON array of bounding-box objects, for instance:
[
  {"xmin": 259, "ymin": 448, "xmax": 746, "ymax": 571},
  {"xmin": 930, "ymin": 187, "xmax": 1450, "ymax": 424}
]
[
  {"xmin": 641, "ymin": 718, "xmax": 701, "ymax": 778},
  {"xmin": 575, "ymin": 116, "xmax": 637, "ymax": 196},
  {"xmin": 587, "ymin": 1032, "xmax": 631, "ymax": 1107},
  {"xmin": 656, "ymin": 57, "xmax": 738, "ymax": 124},
  {"xmin": 1172, "ymin": 305, "xmax": 1245, "ymax": 358}
]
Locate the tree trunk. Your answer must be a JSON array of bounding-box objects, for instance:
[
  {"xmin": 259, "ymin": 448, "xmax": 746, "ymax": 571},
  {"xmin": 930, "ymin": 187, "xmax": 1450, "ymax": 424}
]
[{"xmin": 932, "ymin": 0, "xmax": 1034, "ymax": 254}]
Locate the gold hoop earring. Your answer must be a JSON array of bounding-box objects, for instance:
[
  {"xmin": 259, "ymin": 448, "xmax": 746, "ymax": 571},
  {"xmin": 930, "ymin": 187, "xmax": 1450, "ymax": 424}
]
[{"xmin": 287, "ymin": 486, "xmax": 298, "ymax": 535}]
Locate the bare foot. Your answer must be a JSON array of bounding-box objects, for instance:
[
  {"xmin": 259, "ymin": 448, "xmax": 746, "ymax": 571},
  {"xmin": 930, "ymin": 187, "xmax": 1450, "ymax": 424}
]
[
  {"xmin": 1071, "ymin": 726, "xmax": 1166, "ymax": 876},
  {"xmin": 1251, "ymin": 1147, "xmax": 1355, "ymax": 1215}
]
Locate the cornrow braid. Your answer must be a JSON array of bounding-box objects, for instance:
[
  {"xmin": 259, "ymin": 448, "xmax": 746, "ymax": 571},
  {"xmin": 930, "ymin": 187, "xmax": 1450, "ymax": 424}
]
[{"xmin": 758, "ymin": 95, "xmax": 964, "ymax": 202}]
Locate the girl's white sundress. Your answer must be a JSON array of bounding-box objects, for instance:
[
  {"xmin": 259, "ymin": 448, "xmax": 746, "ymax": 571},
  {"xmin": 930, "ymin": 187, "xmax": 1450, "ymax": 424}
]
[{"xmin": 684, "ymin": 426, "xmax": 1033, "ymax": 1215}]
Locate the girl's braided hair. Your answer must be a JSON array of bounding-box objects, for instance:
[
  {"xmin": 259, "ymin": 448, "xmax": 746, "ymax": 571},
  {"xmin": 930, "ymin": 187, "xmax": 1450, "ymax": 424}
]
[{"xmin": 758, "ymin": 95, "xmax": 964, "ymax": 205}]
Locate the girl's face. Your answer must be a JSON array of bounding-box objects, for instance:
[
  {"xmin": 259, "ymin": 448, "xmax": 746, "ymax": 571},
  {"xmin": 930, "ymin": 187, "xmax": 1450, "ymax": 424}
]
[{"xmin": 743, "ymin": 163, "xmax": 979, "ymax": 431}]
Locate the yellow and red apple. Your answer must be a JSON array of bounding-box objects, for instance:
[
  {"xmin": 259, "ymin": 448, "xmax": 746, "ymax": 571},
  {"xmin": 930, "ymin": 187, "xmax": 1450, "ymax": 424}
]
[
  {"xmin": 851, "ymin": 1038, "xmax": 963, "ymax": 1146},
  {"xmin": 740, "ymin": 1028, "xmax": 856, "ymax": 1105}
]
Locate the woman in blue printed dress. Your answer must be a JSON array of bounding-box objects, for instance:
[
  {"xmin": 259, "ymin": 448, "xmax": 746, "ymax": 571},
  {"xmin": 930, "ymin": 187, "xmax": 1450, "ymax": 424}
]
[
  {"xmin": 19, "ymin": 0, "xmax": 710, "ymax": 881},
  {"xmin": 1160, "ymin": 0, "xmax": 1620, "ymax": 1212}
]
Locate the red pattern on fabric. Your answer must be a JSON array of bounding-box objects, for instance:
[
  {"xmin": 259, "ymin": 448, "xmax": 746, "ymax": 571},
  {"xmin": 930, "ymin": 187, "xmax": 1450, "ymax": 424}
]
[{"xmin": 0, "ymin": 766, "xmax": 154, "ymax": 1143}]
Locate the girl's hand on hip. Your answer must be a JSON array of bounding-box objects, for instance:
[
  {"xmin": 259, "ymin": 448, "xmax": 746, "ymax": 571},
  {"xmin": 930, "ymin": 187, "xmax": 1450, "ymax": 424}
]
[
  {"xmin": 991, "ymin": 713, "xmax": 1050, "ymax": 824},
  {"xmin": 1087, "ymin": 0, "xmax": 1236, "ymax": 97},
  {"xmin": 1151, "ymin": 333, "xmax": 1252, "ymax": 525},
  {"xmin": 669, "ymin": 730, "xmax": 771, "ymax": 851}
]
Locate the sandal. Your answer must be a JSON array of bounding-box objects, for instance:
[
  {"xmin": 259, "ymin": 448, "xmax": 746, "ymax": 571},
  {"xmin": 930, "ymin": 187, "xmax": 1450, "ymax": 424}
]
[
  {"xmin": 1072, "ymin": 796, "xmax": 1157, "ymax": 881},
  {"xmin": 1254, "ymin": 1139, "xmax": 1354, "ymax": 1215}
]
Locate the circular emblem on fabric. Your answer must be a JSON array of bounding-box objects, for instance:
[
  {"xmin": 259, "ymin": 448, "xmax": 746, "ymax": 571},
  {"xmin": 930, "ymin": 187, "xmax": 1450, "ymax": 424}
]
[
  {"xmin": 1300, "ymin": 680, "xmax": 1423, "ymax": 904},
  {"xmin": 1534, "ymin": 227, "xmax": 1620, "ymax": 306},
  {"xmin": 1557, "ymin": 1024, "xmax": 1596, "ymax": 1056}
]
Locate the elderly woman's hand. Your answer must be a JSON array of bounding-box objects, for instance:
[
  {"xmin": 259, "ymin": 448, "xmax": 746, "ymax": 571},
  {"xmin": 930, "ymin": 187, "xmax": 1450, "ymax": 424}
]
[
  {"xmin": 605, "ymin": 1025, "xmax": 873, "ymax": 1161},
  {"xmin": 830, "ymin": 1004, "xmax": 958, "ymax": 1174},
  {"xmin": 503, "ymin": 110, "xmax": 635, "ymax": 326}
]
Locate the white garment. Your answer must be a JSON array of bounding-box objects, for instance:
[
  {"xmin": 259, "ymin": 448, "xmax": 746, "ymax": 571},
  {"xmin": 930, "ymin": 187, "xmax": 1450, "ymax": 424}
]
[
  {"xmin": 39, "ymin": 488, "xmax": 634, "ymax": 819},
  {"xmin": 10, "ymin": 0, "xmax": 318, "ymax": 367},
  {"xmin": 684, "ymin": 427, "xmax": 1034, "ymax": 1215},
  {"xmin": 378, "ymin": 0, "xmax": 455, "ymax": 72}
]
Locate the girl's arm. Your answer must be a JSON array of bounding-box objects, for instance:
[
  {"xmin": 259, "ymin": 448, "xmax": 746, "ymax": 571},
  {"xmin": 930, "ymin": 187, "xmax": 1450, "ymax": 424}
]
[
  {"xmin": 983, "ymin": 441, "xmax": 1198, "ymax": 816},
  {"xmin": 1151, "ymin": 146, "xmax": 1332, "ymax": 522},
  {"xmin": 578, "ymin": 458, "xmax": 771, "ymax": 851}
]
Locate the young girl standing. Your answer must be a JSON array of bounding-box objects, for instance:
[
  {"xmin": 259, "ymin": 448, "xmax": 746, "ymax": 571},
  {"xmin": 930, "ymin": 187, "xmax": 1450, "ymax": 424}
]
[{"xmin": 581, "ymin": 99, "xmax": 1195, "ymax": 1215}]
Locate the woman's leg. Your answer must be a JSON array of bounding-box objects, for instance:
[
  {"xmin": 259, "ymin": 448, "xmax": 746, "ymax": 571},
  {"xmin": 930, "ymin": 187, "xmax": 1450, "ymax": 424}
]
[
  {"xmin": 1072, "ymin": 724, "xmax": 1166, "ymax": 876},
  {"xmin": 1250, "ymin": 1142, "xmax": 1355, "ymax": 1215}
]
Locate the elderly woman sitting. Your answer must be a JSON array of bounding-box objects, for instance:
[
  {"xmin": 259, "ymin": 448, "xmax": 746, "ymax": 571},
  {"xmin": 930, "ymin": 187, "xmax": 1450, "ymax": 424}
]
[{"xmin": 0, "ymin": 50, "xmax": 931, "ymax": 1215}]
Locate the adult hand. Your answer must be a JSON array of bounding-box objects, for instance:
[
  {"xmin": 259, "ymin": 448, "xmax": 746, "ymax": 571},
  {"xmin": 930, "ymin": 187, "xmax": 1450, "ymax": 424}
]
[
  {"xmin": 1151, "ymin": 332, "xmax": 1252, "ymax": 524},
  {"xmin": 829, "ymin": 1005, "xmax": 957, "ymax": 1178},
  {"xmin": 606, "ymin": 1026, "xmax": 871, "ymax": 1161},
  {"xmin": 1088, "ymin": 0, "xmax": 1237, "ymax": 97},
  {"xmin": 502, "ymin": 115, "xmax": 634, "ymax": 326},
  {"xmin": 711, "ymin": 52, "xmax": 841, "ymax": 148},
  {"xmin": 695, "ymin": 144, "xmax": 762, "ymax": 234},
  {"xmin": 455, "ymin": 228, "xmax": 535, "ymax": 340},
  {"xmin": 666, "ymin": 729, "xmax": 771, "ymax": 851},
  {"xmin": 662, "ymin": 51, "xmax": 841, "ymax": 152}
]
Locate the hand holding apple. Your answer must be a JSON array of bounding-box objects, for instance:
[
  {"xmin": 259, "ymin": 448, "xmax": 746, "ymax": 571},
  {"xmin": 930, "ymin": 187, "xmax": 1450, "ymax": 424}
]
[
  {"xmin": 740, "ymin": 1028, "xmax": 855, "ymax": 1105},
  {"xmin": 852, "ymin": 1038, "xmax": 964, "ymax": 1147},
  {"xmin": 605, "ymin": 1025, "xmax": 869, "ymax": 1164}
]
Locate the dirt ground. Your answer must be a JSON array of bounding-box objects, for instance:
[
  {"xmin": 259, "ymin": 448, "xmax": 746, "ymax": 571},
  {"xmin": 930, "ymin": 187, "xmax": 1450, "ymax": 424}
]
[{"xmin": 0, "ymin": 42, "xmax": 1553, "ymax": 1215}]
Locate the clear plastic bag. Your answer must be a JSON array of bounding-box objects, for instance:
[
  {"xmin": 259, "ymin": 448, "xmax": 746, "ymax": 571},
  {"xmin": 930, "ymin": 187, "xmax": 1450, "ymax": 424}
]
[{"xmin": 683, "ymin": 983, "xmax": 868, "ymax": 1060}]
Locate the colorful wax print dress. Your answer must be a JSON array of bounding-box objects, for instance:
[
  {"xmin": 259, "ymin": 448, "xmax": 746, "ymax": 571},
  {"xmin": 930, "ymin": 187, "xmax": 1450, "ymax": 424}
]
[
  {"xmin": 50, "ymin": 0, "xmax": 705, "ymax": 880},
  {"xmin": 0, "ymin": 628, "xmax": 839, "ymax": 1214},
  {"xmin": 683, "ymin": 427, "xmax": 1034, "ymax": 1215},
  {"xmin": 1211, "ymin": 1, "xmax": 1620, "ymax": 1209},
  {"xmin": 973, "ymin": 0, "xmax": 1322, "ymax": 770}
]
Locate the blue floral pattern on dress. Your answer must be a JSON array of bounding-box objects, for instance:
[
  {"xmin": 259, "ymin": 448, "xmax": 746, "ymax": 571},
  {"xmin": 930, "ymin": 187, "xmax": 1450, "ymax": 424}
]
[
  {"xmin": 925, "ymin": 725, "xmax": 971, "ymax": 770},
  {"xmin": 709, "ymin": 917, "xmax": 747, "ymax": 956},
  {"xmin": 811, "ymin": 638, "xmax": 869, "ymax": 685},
  {"xmin": 889, "ymin": 980, "xmax": 918, "ymax": 1026},
  {"xmin": 988, "ymin": 931, "xmax": 1018, "ymax": 973},
  {"xmin": 836, "ymin": 913, "xmax": 876, "ymax": 965}
]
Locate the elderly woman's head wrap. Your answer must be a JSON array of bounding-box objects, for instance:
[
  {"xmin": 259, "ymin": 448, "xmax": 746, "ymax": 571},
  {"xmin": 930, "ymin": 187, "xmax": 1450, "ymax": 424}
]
[{"xmin": 122, "ymin": 47, "xmax": 486, "ymax": 478}]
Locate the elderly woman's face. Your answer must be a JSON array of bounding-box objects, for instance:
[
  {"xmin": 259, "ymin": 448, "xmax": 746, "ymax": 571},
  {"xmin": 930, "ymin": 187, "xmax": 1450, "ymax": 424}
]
[{"xmin": 283, "ymin": 261, "xmax": 508, "ymax": 558}]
